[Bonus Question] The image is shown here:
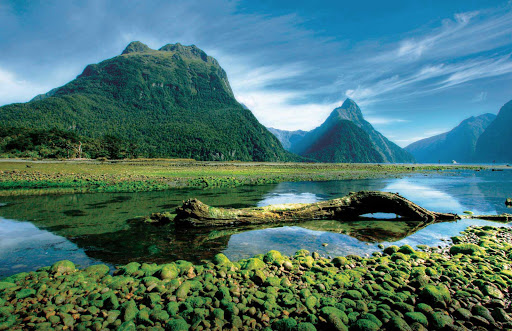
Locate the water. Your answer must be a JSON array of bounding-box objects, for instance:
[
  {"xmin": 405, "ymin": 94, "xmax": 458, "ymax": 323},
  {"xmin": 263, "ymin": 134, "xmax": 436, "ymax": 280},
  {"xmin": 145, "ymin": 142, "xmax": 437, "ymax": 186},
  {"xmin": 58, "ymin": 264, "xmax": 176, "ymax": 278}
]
[{"xmin": 0, "ymin": 169, "xmax": 511, "ymax": 277}]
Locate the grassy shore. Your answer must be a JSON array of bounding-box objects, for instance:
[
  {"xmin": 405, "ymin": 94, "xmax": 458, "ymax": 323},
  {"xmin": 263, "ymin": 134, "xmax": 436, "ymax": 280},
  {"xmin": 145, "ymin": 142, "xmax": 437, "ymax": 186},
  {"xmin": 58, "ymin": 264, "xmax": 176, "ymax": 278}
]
[
  {"xmin": 0, "ymin": 159, "xmax": 490, "ymax": 196},
  {"xmin": 0, "ymin": 225, "xmax": 511, "ymax": 330}
]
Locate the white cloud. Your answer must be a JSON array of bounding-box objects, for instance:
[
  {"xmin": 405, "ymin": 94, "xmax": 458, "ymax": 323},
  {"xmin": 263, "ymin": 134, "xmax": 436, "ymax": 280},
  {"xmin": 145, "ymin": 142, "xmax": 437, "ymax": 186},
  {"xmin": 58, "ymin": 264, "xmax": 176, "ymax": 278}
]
[
  {"xmin": 0, "ymin": 68, "xmax": 49, "ymax": 105},
  {"xmin": 472, "ymin": 91, "xmax": 488, "ymax": 103},
  {"xmin": 236, "ymin": 90, "xmax": 340, "ymax": 131},
  {"xmin": 365, "ymin": 117, "xmax": 409, "ymax": 125}
]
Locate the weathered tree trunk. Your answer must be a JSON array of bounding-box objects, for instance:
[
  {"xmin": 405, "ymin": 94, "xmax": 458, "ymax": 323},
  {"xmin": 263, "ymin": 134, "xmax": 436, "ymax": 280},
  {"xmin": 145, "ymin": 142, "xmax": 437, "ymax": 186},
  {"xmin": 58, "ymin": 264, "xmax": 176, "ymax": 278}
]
[
  {"xmin": 462, "ymin": 214, "xmax": 512, "ymax": 222},
  {"xmin": 173, "ymin": 191, "xmax": 459, "ymax": 227}
]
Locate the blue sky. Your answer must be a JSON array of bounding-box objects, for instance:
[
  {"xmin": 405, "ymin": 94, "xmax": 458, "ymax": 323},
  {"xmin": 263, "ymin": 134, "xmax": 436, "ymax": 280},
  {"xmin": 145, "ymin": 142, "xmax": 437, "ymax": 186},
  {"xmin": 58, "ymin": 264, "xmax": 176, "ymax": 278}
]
[{"xmin": 1, "ymin": 0, "xmax": 511, "ymax": 146}]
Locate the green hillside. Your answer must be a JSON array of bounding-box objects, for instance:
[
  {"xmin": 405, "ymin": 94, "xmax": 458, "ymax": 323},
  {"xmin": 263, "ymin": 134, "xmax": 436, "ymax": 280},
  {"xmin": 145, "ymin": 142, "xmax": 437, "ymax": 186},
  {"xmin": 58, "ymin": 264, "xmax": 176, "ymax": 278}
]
[
  {"xmin": 301, "ymin": 120, "xmax": 383, "ymax": 163},
  {"xmin": 272, "ymin": 99, "xmax": 414, "ymax": 163},
  {"xmin": 0, "ymin": 41, "xmax": 293, "ymax": 161}
]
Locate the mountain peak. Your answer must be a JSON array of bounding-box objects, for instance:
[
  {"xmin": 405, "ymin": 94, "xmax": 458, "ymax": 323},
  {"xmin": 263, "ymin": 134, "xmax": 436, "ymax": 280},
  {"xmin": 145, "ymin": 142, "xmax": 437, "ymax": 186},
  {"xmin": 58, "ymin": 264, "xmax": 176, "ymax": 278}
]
[
  {"xmin": 341, "ymin": 98, "xmax": 358, "ymax": 108},
  {"xmin": 330, "ymin": 98, "xmax": 364, "ymax": 123},
  {"xmin": 159, "ymin": 43, "xmax": 210, "ymax": 62},
  {"xmin": 121, "ymin": 41, "xmax": 152, "ymax": 55}
]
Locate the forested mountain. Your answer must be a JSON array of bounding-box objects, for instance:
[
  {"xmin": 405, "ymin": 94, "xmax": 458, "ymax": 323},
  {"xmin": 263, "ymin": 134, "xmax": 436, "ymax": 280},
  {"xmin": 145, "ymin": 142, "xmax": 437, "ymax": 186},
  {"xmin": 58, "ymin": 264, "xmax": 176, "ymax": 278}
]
[
  {"xmin": 475, "ymin": 100, "xmax": 512, "ymax": 162},
  {"xmin": 269, "ymin": 99, "xmax": 414, "ymax": 163},
  {"xmin": 0, "ymin": 41, "xmax": 293, "ymax": 161},
  {"xmin": 405, "ymin": 113, "xmax": 496, "ymax": 163}
]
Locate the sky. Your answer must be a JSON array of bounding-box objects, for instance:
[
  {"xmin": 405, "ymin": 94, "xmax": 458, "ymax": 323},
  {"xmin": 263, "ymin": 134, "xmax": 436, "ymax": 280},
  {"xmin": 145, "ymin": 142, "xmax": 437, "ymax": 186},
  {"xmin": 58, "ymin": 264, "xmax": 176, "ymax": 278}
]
[{"xmin": 1, "ymin": 0, "xmax": 512, "ymax": 146}]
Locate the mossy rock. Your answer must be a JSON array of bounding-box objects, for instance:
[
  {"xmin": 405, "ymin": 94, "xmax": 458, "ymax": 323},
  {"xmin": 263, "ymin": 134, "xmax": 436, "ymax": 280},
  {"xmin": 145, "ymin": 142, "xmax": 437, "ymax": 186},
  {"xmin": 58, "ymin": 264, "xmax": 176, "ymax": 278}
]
[
  {"xmin": 273, "ymin": 318, "xmax": 298, "ymax": 331},
  {"xmin": 419, "ymin": 285, "xmax": 450, "ymax": 308},
  {"xmin": 404, "ymin": 312, "xmax": 428, "ymax": 327},
  {"xmin": 383, "ymin": 246, "xmax": 399, "ymax": 255},
  {"xmin": 121, "ymin": 262, "xmax": 141, "ymax": 275},
  {"xmin": 428, "ymin": 311, "xmax": 453, "ymax": 329},
  {"xmin": 353, "ymin": 318, "xmax": 380, "ymax": 331},
  {"xmin": 166, "ymin": 318, "xmax": 190, "ymax": 331},
  {"xmin": 388, "ymin": 316, "xmax": 412, "ymax": 331},
  {"xmin": 398, "ymin": 245, "xmax": 416, "ymax": 255},
  {"xmin": 213, "ymin": 253, "xmax": 231, "ymax": 266},
  {"xmin": 297, "ymin": 322, "xmax": 317, "ymax": 331},
  {"xmin": 84, "ymin": 264, "xmax": 110, "ymax": 278},
  {"xmin": 450, "ymin": 243, "xmax": 485, "ymax": 256},
  {"xmin": 15, "ymin": 288, "xmax": 36, "ymax": 299},
  {"xmin": 332, "ymin": 256, "xmax": 349, "ymax": 267},
  {"xmin": 263, "ymin": 250, "xmax": 284, "ymax": 265},
  {"xmin": 118, "ymin": 321, "xmax": 136, "ymax": 331},
  {"xmin": 240, "ymin": 258, "xmax": 265, "ymax": 270},
  {"xmin": 0, "ymin": 282, "xmax": 17, "ymax": 291},
  {"xmin": 159, "ymin": 264, "xmax": 179, "ymax": 280},
  {"xmin": 50, "ymin": 260, "xmax": 75, "ymax": 274}
]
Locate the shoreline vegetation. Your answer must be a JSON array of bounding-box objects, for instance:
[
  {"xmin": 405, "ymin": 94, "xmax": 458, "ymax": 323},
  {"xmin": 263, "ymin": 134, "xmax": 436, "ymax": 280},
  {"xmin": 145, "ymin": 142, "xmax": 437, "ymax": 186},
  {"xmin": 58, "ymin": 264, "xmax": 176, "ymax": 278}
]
[
  {"xmin": 0, "ymin": 159, "xmax": 504, "ymax": 196},
  {"xmin": 1, "ymin": 225, "xmax": 511, "ymax": 330}
]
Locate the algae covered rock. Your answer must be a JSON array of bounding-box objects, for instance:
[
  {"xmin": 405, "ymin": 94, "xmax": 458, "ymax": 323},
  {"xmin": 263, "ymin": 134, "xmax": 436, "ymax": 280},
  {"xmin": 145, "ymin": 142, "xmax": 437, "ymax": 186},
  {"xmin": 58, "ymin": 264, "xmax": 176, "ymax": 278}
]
[
  {"xmin": 240, "ymin": 258, "xmax": 265, "ymax": 270},
  {"xmin": 50, "ymin": 260, "xmax": 75, "ymax": 274},
  {"xmin": 450, "ymin": 243, "xmax": 485, "ymax": 256}
]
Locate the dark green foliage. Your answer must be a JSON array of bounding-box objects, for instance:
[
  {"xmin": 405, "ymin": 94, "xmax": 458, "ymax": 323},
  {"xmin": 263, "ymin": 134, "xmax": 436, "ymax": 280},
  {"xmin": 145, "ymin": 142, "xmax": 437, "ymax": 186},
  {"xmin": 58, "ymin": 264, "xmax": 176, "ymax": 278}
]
[
  {"xmin": 301, "ymin": 120, "xmax": 383, "ymax": 163},
  {"xmin": 286, "ymin": 99, "xmax": 414, "ymax": 163},
  {"xmin": 0, "ymin": 126, "xmax": 138, "ymax": 159},
  {"xmin": 0, "ymin": 42, "xmax": 294, "ymax": 161}
]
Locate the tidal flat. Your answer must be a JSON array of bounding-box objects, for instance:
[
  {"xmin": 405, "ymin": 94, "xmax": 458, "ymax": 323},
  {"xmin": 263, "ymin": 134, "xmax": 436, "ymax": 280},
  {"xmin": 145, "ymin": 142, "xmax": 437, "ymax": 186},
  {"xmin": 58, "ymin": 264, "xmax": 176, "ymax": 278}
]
[{"xmin": 0, "ymin": 159, "xmax": 494, "ymax": 195}]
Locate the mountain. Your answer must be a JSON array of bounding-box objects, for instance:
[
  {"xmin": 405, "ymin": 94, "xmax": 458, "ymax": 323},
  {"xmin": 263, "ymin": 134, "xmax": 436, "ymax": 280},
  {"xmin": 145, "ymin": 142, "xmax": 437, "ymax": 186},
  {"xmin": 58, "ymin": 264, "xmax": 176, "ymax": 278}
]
[
  {"xmin": 269, "ymin": 99, "xmax": 414, "ymax": 163},
  {"xmin": 475, "ymin": 100, "xmax": 512, "ymax": 162},
  {"xmin": 296, "ymin": 119, "xmax": 383, "ymax": 163},
  {"xmin": 0, "ymin": 41, "xmax": 292, "ymax": 161},
  {"xmin": 267, "ymin": 128, "xmax": 307, "ymax": 151},
  {"xmin": 405, "ymin": 113, "xmax": 496, "ymax": 163}
]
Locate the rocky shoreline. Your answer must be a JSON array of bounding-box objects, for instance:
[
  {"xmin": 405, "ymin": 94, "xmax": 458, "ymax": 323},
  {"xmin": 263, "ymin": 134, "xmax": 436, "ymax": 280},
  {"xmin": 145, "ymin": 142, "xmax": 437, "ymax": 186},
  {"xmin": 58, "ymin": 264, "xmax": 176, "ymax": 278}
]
[{"xmin": 1, "ymin": 226, "xmax": 511, "ymax": 330}]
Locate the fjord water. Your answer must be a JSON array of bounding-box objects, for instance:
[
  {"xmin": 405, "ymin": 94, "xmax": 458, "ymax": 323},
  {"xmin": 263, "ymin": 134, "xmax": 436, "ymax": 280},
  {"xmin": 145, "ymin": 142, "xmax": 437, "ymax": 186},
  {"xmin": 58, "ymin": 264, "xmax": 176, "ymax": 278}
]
[{"xmin": 0, "ymin": 169, "xmax": 511, "ymax": 277}]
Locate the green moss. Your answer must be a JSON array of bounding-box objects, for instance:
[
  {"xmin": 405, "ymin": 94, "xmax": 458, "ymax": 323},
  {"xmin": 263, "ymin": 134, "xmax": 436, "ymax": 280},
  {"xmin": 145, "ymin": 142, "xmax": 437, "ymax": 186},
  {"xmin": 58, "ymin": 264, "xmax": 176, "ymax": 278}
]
[
  {"xmin": 404, "ymin": 312, "xmax": 428, "ymax": 326},
  {"xmin": 273, "ymin": 318, "xmax": 298, "ymax": 331},
  {"xmin": 450, "ymin": 243, "xmax": 486, "ymax": 256},
  {"xmin": 166, "ymin": 318, "xmax": 190, "ymax": 331},
  {"xmin": 388, "ymin": 316, "xmax": 412, "ymax": 331},
  {"xmin": 331, "ymin": 256, "xmax": 349, "ymax": 267},
  {"xmin": 263, "ymin": 250, "xmax": 284, "ymax": 265},
  {"xmin": 428, "ymin": 312, "xmax": 453, "ymax": 329},
  {"xmin": 398, "ymin": 245, "xmax": 416, "ymax": 255},
  {"xmin": 297, "ymin": 322, "xmax": 317, "ymax": 331},
  {"xmin": 419, "ymin": 285, "xmax": 450, "ymax": 308},
  {"xmin": 352, "ymin": 318, "xmax": 378, "ymax": 331},
  {"xmin": 240, "ymin": 258, "xmax": 265, "ymax": 270},
  {"xmin": 15, "ymin": 288, "xmax": 36, "ymax": 299},
  {"xmin": 383, "ymin": 245, "xmax": 399, "ymax": 255},
  {"xmin": 50, "ymin": 260, "xmax": 75, "ymax": 274}
]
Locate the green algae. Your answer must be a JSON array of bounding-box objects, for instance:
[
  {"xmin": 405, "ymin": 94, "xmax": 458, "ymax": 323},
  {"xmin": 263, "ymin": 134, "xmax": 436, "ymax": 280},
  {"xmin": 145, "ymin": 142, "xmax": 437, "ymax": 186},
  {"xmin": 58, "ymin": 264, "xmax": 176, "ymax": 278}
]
[{"xmin": 1, "ymin": 226, "xmax": 512, "ymax": 330}]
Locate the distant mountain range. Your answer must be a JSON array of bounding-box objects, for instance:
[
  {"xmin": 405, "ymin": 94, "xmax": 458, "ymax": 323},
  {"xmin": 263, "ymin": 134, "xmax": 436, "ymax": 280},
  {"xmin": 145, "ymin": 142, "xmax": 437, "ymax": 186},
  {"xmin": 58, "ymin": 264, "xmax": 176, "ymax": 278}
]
[
  {"xmin": 475, "ymin": 100, "xmax": 512, "ymax": 163},
  {"xmin": 0, "ymin": 41, "xmax": 293, "ymax": 161},
  {"xmin": 405, "ymin": 99, "xmax": 512, "ymax": 164},
  {"xmin": 268, "ymin": 99, "xmax": 415, "ymax": 163},
  {"xmin": 405, "ymin": 113, "xmax": 496, "ymax": 163}
]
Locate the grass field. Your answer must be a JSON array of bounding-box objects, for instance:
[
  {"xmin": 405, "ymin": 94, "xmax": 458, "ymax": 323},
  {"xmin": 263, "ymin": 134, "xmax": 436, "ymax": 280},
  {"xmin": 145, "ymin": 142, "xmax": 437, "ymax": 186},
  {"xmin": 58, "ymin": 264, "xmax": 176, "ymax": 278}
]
[{"xmin": 0, "ymin": 159, "xmax": 489, "ymax": 195}]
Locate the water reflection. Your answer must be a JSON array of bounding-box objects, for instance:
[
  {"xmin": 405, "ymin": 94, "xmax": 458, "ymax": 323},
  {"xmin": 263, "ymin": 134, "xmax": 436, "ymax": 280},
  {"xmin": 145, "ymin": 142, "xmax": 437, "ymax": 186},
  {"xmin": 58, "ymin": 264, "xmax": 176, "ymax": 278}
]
[{"xmin": 0, "ymin": 169, "xmax": 510, "ymax": 277}]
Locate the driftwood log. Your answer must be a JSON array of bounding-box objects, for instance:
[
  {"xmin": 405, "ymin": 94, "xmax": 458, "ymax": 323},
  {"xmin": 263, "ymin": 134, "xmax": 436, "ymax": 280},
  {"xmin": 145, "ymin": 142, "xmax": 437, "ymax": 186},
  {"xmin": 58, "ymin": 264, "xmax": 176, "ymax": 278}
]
[{"xmin": 174, "ymin": 191, "xmax": 459, "ymax": 228}]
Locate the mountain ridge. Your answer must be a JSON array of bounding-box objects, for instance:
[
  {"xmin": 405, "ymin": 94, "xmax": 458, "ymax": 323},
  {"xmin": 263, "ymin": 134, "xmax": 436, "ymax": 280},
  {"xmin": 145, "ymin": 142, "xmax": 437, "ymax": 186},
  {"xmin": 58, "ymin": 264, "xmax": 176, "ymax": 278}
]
[
  {"xmin": 0, "ymin": 41, "xmax": 294, "ymax": 161},
  {"xmin": 269, "ymin": 99, "xmax": 414, "ymax": 163},
  {"xmin": 475, "ymin": 100, "xmax": 512, "ymax": 162},
  {"xmin": 405, "ymin": 113, "xmax": 496, "ymax": 163}
]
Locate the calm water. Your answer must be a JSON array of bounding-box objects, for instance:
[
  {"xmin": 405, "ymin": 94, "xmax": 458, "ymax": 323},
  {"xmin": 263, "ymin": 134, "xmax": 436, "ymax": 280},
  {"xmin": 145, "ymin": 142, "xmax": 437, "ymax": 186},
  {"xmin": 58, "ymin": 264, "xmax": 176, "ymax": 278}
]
[{"xmin": 0, "ymin": 169, "xmax": 511, "ymax": 277}]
